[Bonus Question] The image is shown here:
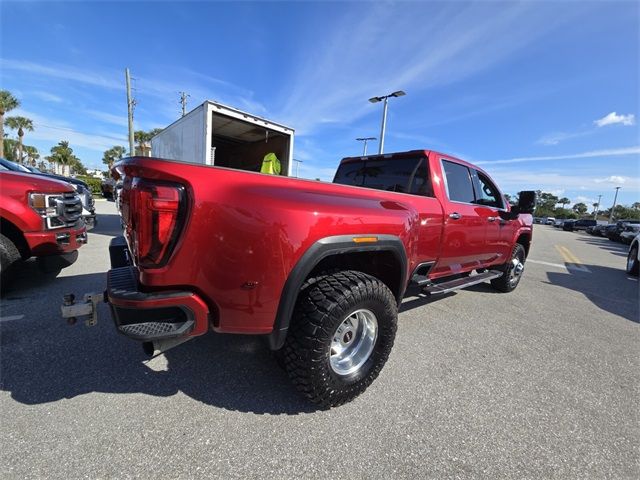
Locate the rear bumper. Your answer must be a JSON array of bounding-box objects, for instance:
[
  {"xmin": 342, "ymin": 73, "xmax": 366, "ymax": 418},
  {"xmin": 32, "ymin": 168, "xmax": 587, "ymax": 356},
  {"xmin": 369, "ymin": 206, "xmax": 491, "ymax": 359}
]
[
  {"xmin": 107, "ymin": 237, "xmax": 210, "ymax": 341},
  {"xmin": 24, "ymin": 224, "xmax": 87, "ymax": 256}
]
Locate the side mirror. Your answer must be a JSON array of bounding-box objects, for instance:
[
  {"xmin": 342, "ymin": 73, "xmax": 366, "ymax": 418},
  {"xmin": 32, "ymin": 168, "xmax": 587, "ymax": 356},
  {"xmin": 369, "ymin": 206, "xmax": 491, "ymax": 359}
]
[
  {"xmin": 516, "ymin": 191, "xmax": 536, "ymax": 214},
  {"xmin": 499, "ymin": 190, "xmax": 536, "ymax": 221}
]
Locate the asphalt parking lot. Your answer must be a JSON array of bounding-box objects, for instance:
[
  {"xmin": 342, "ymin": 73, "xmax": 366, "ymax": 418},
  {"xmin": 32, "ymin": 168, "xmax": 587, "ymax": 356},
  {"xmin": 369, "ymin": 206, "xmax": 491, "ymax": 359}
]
[{"xmin": 1, "ymin": 200, "xmax": 638, "ymax": 479}]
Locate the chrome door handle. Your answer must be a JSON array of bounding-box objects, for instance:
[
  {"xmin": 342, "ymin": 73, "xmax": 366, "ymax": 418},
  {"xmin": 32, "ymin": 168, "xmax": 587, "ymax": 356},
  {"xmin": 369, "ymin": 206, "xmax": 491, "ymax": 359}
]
[
  {"xmin": 487, "ymin": 216, "xmax": 497, "ymax": 222},
  {"xmin": 449, "ymin": 212, "xmax": 461, "ymax": 220}
]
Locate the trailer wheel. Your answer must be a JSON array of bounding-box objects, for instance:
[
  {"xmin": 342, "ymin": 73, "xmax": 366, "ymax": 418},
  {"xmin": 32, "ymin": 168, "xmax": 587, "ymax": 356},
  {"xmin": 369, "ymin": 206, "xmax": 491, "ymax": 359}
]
[
  {"xmin": 491, "ymin": 243, "xmax": 526, "ymax": 293},
  {"xmin": 282, "ymin": 270, "xmax": 397, "ymax": 408},
  {"xmin": 0, "ymin": 233, "xmax": 21, "ymax": 283}
]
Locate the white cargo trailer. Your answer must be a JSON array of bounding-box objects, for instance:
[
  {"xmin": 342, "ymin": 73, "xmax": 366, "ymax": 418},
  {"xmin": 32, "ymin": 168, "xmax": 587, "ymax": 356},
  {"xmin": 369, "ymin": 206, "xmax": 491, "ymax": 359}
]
[{"xmin": 151, "ymin": 100, "xmax": 294, "ymax": 176}]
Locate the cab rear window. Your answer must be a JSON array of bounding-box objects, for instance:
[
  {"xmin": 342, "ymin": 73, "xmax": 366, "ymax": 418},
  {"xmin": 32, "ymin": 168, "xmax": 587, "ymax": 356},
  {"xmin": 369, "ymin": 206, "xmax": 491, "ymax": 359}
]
[{"xmin": 333, "ymin": 157, "xmax": 432, "ymax": 196}]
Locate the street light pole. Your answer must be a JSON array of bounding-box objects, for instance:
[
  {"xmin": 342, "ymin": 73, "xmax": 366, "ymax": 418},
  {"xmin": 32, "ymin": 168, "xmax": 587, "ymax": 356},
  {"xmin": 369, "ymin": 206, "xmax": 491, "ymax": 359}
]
[
  {"xmin": 608, "ymin": 187, "xmax": 621, "ymax": 223},
  {"xmin": 594, "ymin": 194, "xmax": 602, "ymax": 219},
  {"xmin": 368, "ymin": 90, "xmax": 406, "ymax": 155},
  {"xmin": 356, "ymin": 137, "xmax": 376, "ymax": 156}
]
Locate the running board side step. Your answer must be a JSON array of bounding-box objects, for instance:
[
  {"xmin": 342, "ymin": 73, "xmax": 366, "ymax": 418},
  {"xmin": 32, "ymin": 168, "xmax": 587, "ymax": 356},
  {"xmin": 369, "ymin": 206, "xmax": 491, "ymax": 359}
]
[{"xmin": 423, "ymin": 270, "xmax": 503, "ymax": 295}]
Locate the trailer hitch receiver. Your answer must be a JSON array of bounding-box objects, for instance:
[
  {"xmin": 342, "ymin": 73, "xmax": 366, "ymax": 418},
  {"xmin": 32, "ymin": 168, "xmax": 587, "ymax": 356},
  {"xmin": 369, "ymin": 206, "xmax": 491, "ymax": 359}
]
[{"xmin": 61, "ymin": 291, "xmax": 107, "ymax": 326}]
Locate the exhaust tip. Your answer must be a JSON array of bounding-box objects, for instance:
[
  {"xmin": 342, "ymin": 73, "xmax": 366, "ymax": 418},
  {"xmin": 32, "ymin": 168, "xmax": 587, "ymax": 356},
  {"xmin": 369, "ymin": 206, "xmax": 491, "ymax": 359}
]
[{"xmin": 142, "ymin": 341, "xmax": 155, "ymax": 357}]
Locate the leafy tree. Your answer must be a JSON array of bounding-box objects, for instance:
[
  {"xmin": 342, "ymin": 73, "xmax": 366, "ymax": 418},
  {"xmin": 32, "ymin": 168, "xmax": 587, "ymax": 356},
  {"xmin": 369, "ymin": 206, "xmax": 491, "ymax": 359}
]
[
  {"xmin": 534, "ymin": 191, "xmax": 559, "ymax": 217},
  {"xmin": 0, "ymin": 90, "xmax": 20, "ymax": 158},
  {"xmin": 4, "ymin": 116, "xmax": 34, "ymax": 164},
  {"xmin": 608, "ymin": 205, "xmax": 640, "ymax": 221},
  {"xmin": 102, "ymin": 145, "xmax": 126, "ymax": 171},
  {"xmin": 572, "ymin": 202, "xmax": 588, "ymax": 215},
  {"xmin": 557, "ymin": 197, "xmax": 571, "ymax": 209},
  {"xmin": 633, "ymin": 202, "xmax": 640, "ymax": 210}
]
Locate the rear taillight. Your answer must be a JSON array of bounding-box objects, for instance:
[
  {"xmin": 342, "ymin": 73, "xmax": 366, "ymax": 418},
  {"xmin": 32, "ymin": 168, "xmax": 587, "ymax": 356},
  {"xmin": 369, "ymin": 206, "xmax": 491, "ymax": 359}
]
[{"xmin": 127, "ymin": 178, "xmax": 186, "ymax": 268}]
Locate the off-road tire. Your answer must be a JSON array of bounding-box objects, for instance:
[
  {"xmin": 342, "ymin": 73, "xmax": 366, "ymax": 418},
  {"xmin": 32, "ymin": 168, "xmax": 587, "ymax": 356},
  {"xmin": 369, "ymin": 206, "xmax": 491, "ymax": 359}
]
[
  {"xmin": 627, "ymin": 244, "xmax": 639, "ymax": 276},
  {"xmin": 0, "ymin": 233, "xmax": 21, "ymax": 283},
  {"xmin": 491, "ymin": 243, "xmax": 526, "ymax": 293},
  {"xmin": 282, "ymin": 270, "xmax": 397, "ymax": 408}
]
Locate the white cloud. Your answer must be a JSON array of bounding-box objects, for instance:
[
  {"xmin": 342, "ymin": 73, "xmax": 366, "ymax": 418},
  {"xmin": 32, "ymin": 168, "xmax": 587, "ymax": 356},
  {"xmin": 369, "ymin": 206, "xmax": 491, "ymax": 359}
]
[
  {"xmin": 85, "ymin": 110, "xmax": 128, "ymax": 128},
  {"xmin": 14, "ymin": 109, "xmax": 126, "ymax": 152},
  {"xmin": 476, "ymin": 146, "xmax": 640, "ymax": 165},
  {"xmin": 31, "ymin": 91, "xmax": 64, "ymax": 103},
  {"xmin": 1, "ymin": 58, "xmax": 121, "ymax": 90},
  {"xmin": 536, "ymin": 130, "xmax": 591, "ymax": 146},
  {"xmin": 595, "ymin": 175, "xmax": 626, "ymax": 184},
  {"xmin": 276, "ymin": 2, "xmax": 579, "ymax": 134},
  {"xmin": 594, "ymin": 112, "xmax": 636, "ymax": 127}
]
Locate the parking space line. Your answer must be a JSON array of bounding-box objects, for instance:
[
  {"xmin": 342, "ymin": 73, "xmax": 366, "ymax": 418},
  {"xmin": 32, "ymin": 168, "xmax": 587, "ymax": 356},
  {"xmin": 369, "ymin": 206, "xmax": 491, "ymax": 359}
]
[
  {"xmin": 527, "ymin": 259, "xmax": 570, "ymax": 270},
  {"xmin": 554, "ymin": 245, "xmax": 591, "ymax": 273},
  {"xmin": 0, "ymin": 315, "xmax": 25, "ymax": 323}
]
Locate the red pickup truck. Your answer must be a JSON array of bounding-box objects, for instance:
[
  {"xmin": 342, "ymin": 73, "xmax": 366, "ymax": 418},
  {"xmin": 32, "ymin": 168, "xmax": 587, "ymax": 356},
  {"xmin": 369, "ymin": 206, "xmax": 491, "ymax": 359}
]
[
  {"xmin": 69, "ymin": 150, "xmax": 534, "ymax": 407},
  {"xmin": 1, "ymin": 170, "xmax": 87, "ymax": 280}
]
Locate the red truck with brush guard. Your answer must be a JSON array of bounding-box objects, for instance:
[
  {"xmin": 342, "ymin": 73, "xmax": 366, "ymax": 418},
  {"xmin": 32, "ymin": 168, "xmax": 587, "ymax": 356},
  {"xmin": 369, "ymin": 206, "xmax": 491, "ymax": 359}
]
[{"xmin": 63, "ymin": 150, "xmax": 535, "ymax": 407}]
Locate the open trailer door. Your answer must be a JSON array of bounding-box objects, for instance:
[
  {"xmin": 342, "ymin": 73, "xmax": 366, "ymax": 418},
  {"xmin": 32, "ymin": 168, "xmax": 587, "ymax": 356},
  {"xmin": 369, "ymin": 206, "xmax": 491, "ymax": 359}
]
[{"xmin": 151, "ymin": 100, "xmax": 294, "ymax": 176}]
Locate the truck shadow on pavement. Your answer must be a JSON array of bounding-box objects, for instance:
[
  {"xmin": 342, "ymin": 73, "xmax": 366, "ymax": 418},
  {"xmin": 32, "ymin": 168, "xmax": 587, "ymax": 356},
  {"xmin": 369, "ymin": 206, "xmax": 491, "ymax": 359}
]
[
  {"xmin": 545, "ymin": 264, "xmax": 638, "ymax": 323},
  {"xmin": 0, "ymin": 273, "xmax": 317, "ymax": 414}
]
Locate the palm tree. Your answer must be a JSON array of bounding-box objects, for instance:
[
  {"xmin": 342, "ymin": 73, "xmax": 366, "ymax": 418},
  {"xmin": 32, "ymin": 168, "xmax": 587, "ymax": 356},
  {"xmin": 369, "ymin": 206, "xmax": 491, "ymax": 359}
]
[
  {"xmin": 2, "ymin": 138, "xmax": 18, "ymax": 161},
  {"xmin": 48, "ymin": 141, "xmax": 77, "ymax": 176},
  {"xmin": 5, "ymin": 116, "xmax": 34, "ymax": 164},
  {"xmin": 102, "ymin": 145, "xmax": 126, "ymax": 171},
  {"xmin": 0, "ymin": 90, "xmax": 20, "ymax": 158},
  {"xmin": 134, "ymin": 128, "xmax": 163, "ymax": 156},
  {"xmin": 24, "ymin": 145, "xmax": 39, "ymax": 166}
]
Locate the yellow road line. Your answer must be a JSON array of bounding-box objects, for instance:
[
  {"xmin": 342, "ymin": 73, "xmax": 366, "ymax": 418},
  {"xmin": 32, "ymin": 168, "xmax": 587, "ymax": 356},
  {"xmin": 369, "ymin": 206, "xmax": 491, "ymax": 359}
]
[{"xmin": 554, "ymin": 245, "xmax": 591, "ymax": 273}]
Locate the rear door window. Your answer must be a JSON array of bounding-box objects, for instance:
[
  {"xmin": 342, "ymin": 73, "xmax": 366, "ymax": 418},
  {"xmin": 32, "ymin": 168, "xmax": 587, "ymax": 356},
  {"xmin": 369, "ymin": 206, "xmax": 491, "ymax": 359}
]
[
  {"xmin": 333, "ymin": 157, "xmax": 432, "ymax": 196},
  {"xmin": 442, "ymin": 160, "xmax": 475, "ymax": 203}
]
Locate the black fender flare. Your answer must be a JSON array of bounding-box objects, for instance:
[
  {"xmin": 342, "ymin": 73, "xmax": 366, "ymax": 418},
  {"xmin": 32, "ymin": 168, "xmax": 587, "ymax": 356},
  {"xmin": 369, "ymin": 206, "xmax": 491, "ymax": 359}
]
[{"xmin": 267, "ymin": 234, "xmax": 407, "ymax": 350}]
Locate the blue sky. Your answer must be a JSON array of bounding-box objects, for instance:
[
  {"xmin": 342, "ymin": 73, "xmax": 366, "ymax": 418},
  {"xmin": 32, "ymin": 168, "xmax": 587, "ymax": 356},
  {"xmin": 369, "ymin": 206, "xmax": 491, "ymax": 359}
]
[{"xmin": 1, "ymin": 0, "xmax": 638, "ymax": 207}]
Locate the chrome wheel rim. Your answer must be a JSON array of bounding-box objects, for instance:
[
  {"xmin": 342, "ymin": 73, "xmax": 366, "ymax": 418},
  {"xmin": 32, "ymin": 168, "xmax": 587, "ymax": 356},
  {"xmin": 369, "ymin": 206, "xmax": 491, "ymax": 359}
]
[
  {"xmin": 329, "ymin": 309, "xmax": 378, "ymax": 376},
  {"xmin": 509, "ymin": 255, "xmax": 525, "ymax": 286}
]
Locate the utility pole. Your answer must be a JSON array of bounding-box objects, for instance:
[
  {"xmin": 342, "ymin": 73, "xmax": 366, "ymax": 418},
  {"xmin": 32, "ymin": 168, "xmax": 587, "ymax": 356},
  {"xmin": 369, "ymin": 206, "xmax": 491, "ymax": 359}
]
[
  {"xmin": 594, "ymin": 194, "xmax": 602, "ymax": 219},
  {"xmin": 125, "ymin": 68, "xmax": 135, "ymax": 156},
  {"xmin": 608, "ymin": 187, "xmax": 621, "ymax": 223},
  {"xmin": 179, "ymin": 91, "xmax": 190, "ymax": 117},
  {"xmin": 356, "ymin": 137, "xmax": 376, "ymax": 156},
  {"xmin": 293, "ymin": 158, "xmax": 303, "ymax": 178}
]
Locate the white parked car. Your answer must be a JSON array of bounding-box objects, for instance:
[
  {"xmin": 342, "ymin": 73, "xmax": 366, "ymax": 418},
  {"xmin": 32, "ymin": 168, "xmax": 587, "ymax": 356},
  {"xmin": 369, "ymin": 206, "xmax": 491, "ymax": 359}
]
[{"xmin": 546, "ymin": 217, "xmax": 556, "ymax": 225}]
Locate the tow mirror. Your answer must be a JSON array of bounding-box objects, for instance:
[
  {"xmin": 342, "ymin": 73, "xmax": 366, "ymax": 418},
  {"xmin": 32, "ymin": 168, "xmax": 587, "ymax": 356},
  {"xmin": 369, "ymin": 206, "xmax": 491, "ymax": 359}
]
[
  {"xmin": 516, "ymin": 191, "xmax": 536, "ymax": 214},
  {"xmin": 499, "ymin": 190, "xmax": 536, "ymax": 221}
]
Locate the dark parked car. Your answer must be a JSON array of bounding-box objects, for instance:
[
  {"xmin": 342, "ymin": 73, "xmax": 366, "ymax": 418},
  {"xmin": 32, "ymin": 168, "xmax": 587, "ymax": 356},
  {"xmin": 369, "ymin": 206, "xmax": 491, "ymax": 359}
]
[
  {"xmin": 563, "ymin": 219, "xmax": 597, "ymax": 232},
  {"xmin": 620, "ymin": 225, "xmax": 640, "ymax": 244},
  {"xmin": 607, "ymin": 220, "xmax": 640, "ymax": 242}
]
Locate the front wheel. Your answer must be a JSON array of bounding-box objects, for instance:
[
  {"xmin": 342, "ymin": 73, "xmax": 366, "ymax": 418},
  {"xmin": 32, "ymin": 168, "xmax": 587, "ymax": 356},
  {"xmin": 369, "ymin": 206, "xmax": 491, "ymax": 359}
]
[
  {"xmin": 491, "ymin": 243, "xmax": 526, "ymax": 293},
  {"xmin": 627, "ymin": 244, "xmax": 639, "ymax": 276},
  {"xmin": 282, "ymin": 270, "xmax": 397, "ymax": 408}
]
